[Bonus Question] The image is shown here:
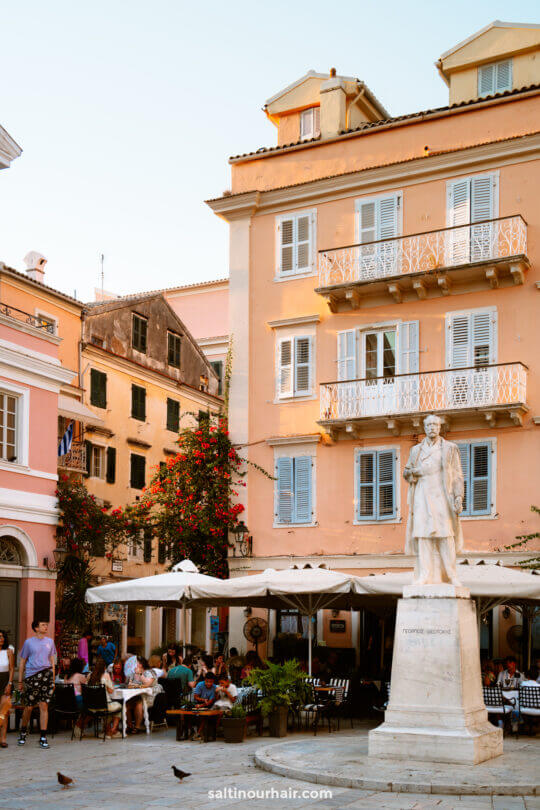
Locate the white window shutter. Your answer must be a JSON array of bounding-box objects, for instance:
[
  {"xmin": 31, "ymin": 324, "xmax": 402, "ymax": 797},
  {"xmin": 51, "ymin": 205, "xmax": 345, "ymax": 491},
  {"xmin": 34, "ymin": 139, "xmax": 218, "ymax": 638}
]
[
  {"xmin": 278, "ymin": 338, "xmax": 293, "ymax": 397},
  {"xmin": 276, "ymin": 458, "xmax": 294, "ymax": 523},
  {"xmin": 398, "ymin": 321, "xmax": 419, "ymax": 374},
  {"xmin": 296, "ymin": 214, "xmax": 311, "ymax": 272},
  {"xmin": 294, "ymin": 456, "xmax": 312, "ymax": 523},
  {"xmin": 457, "ymin": 443, "xmax": 470, "ymax": 514},
  {"xmin": 279, "ymin": 218, "xmax": 294, "ymax": 275},
  {"xmin": 378, "ymin": 196, "xmax": 399, "ymax": 240},
  {"xmin": 294, "ymin": 336, "xmax": 312, "ymax": 395},
  {"xmin": 471, "ymin": 176, "xmax": 493, "ymax": 223},
  {"xmin": 337, "ymin": 330, "xmax": 356, "ymax": 381},
  {"xmin": 358, "ymin": 201, "xmax": 377, "ymax": 244},
  {"xmin": 313, "ymin": 106, "xmax": 320, "ymax": 136},
  {"xmin": 478, "ymin": 64, "xmax": 495, "ymax": 96},
  {"xmin": 495, "ymin": 59, "xmax": 512, "ymax": 92},
  {"xmin": 447, "ymin": 179, "xmax": 470, "ymax": 227},
  {"xmin": 472, "ymin": 310, "xmax": 496, "ymax": 365},
  {"xmin": 448, "ymin": 313, "xmax": 471, "ymax": 368}
]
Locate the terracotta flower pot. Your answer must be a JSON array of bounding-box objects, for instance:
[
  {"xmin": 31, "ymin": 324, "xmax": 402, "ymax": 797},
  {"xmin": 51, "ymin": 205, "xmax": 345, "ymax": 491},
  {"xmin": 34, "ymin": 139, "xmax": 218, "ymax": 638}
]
[
  {"xmin": 268, "ymin": 705, "xmax": 288, "ymax": 737},
  {"xmin": 222, "ymin": 717, "xmax": 246, "ymax": 743}
]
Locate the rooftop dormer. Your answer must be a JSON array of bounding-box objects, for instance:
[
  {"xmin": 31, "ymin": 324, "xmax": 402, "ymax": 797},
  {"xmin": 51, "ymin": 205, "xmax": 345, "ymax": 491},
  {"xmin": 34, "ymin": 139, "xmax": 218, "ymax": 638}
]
[
  {"xmin": 264, "ymin": 69, "xmax": 389, "ymax": 145},
  {"xmin": 437, "ymin": 20, "xmax": 540, "ymax": 105}
]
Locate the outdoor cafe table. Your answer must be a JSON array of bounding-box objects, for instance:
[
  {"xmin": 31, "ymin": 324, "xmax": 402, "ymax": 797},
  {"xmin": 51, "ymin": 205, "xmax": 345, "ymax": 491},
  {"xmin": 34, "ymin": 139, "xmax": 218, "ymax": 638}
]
[
  {"xmin": 112, "ymin": 686, "xmax": 153, "ymax": 738},
  {"xmin": 168, "ymin": 708, "xmax": 223, "ymax": 742}
]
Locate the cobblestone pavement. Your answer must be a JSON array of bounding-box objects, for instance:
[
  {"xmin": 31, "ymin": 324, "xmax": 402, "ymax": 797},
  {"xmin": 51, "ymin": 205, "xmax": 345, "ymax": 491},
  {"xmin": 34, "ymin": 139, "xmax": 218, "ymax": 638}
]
[{"xmin": 0, "ymin": 727, "xmax": 539, "ymax": 810}]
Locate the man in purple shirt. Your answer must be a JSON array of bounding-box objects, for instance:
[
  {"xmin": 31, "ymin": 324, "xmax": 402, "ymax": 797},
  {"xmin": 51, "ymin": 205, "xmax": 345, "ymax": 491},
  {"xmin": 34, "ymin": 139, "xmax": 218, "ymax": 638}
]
[{"xmin": 17, "ymin": 621, "xmax": 56, "ymax": 749}]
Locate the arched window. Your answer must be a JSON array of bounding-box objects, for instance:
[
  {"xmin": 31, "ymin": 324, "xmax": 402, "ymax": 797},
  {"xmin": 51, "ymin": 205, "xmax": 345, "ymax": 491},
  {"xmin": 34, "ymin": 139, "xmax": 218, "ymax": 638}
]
[{"xmin": 0, "ymin": 537, "xmax": 22, "ymax": 565}]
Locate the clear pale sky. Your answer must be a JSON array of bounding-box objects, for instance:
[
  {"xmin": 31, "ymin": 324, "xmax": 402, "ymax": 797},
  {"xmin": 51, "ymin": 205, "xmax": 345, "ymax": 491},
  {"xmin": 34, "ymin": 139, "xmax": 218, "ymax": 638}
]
[{"xmin": 0, "ymin": 1, "xmax": 538, "ymax": 302}]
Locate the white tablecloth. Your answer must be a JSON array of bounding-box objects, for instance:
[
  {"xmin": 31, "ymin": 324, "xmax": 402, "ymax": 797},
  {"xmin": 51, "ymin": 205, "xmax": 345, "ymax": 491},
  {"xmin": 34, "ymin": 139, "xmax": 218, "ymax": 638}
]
[{"xmin": 112, "ymin": 687, "xmax": 153, "ymax": 737}]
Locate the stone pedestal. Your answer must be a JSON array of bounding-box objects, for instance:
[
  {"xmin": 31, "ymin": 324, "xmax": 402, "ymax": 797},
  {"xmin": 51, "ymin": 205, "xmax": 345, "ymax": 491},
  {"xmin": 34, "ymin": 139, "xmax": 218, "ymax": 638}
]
[{"xmin": 368, "ymin": 585, "xmax": 503, "ymax": 765}]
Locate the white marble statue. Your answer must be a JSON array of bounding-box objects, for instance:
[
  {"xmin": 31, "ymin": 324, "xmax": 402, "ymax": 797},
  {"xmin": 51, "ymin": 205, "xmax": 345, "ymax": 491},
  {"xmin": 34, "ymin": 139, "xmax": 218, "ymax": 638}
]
[{"xmin": 403, "ymin": 414, "xmax": 464, "ymax": 585}]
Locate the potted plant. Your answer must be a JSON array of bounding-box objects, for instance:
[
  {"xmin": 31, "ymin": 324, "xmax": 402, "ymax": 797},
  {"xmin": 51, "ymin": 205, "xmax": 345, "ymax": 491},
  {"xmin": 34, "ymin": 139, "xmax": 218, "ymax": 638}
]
[
  {"xmin": 246, "ymin": 660, "xmax": 307, "ymax": 737},
  {"xmin": 222, "ymin": 703, "xmax": 246, "ymax": 743}
]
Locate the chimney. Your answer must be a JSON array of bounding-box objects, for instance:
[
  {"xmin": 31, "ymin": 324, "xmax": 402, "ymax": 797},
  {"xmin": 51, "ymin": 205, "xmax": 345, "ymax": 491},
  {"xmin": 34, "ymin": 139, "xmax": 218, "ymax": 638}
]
[
  {"xmin": 319, "ymin": 68, "xmax": 347, "ymax": 139},
  {"xmin": 23, "ymin": 251, "xmax": 47, "ymax": 283}
]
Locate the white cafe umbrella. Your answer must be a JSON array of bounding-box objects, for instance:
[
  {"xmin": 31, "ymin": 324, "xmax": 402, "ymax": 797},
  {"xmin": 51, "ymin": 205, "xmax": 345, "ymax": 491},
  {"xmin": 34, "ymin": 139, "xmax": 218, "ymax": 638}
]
[
  {"xmin": 187, "ymin": 564, "xmax": 367, "ymax": 675},
  {"xmin": 85, "ymin": 559, "xmax": 219, "ymax": 654}
]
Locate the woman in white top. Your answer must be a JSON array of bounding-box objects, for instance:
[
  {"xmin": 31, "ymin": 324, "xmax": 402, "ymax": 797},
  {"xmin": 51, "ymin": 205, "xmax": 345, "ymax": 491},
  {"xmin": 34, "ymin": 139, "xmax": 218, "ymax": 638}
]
[{"xmin": 0, "ymin": 630, "xmax": 15, "ymax": 748}]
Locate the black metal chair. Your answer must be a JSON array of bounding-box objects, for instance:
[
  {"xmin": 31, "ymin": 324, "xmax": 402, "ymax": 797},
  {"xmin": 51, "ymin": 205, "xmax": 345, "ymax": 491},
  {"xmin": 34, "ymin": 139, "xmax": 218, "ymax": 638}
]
[
  {"xmin": 329, "ymin": 678, "xmax": 353, "ymax": 728},
  {"xmin": 158, "ymin": 677, "xmax": 185, "ymax": 710},
  {"xmin": 82, "ymin": 685, "xmax": 119, "ymax": 741},
  {"xmin": 241, "ymin": 690, "xmax": 263, "ymax": 736},
  {"xmin": 518, "ymin": 686, "xmax": 540, "ymax": 735},
  {"xmin": 149, "ymin": 692, "xmax": 168, "ymax": 731},
  {"xmin": 52, "ymin": 684, "xmax": 81, "ymax": 740},
  {"xmin": 301, "ymin": 684, "xmax": 332, "ymax": 735},
  {"xmin": 482, "ymin": 685, "xmax": 514, "ymax": 735}
]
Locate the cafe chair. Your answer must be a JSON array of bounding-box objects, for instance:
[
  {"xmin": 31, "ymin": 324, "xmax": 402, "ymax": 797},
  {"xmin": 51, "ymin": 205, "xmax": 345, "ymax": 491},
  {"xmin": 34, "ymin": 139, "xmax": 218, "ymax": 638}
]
[
  {"xmin": 149, "ymin": 692, "xmax": 168, "ymax": 732},
  {"xmin": 82, "ymin": 685, "xmax": 119, "ymax": 741},
  {"xmin": 52, "ymin": 684, "xmax": 81, "ymax": 741},
  {"xmin": 482, "ymin": 685, "xmax": 514, "ymax": 736},
  {"xmin": 518, "ymin": 686, "xmax": 540, "ymax": 736}
]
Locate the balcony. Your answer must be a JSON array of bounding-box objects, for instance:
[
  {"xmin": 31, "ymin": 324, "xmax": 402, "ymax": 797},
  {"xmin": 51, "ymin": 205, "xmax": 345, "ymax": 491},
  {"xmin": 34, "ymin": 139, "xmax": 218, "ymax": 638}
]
[
  {"xmin": 316, "ymin": 216, "xmax": 529, "ymax": 311},
  {"xmin": 0, "ymin": 302, "xmax": 56, "ymax": 333},
  {"xmin": 58, "ymin": 441, "xmax": 87, "ymax": 472},
  {"xmin": 319, "ymin": 362, "xmax": 528, "ymax": 439}
]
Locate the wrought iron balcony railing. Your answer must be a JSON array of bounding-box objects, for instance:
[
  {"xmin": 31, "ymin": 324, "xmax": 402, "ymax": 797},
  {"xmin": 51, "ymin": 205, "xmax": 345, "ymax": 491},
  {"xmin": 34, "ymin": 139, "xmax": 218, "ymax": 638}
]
[
  {"xmin": 58, "ymin": 440, "xmax": 87, "ymax": 471},
  {"xmin": 0, "ymin": 302, "xmax": 56, "ymax": 333},
  {"xmin": 318, "ymin": 215, "xmax": 527, "ymax": 289},
  {"xmin": 319, "ymin": 363, "xmax": 527, "ymax": 423}
]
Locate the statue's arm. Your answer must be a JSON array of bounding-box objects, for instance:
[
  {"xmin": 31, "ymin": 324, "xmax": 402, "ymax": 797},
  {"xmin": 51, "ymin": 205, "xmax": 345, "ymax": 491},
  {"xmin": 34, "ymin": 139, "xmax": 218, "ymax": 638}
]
[
  {"xmin": 451, "ymin": 445, "xmax": 464, "ymax": 512},
  {"xmin": 403, "ymin": 450, "xmax": 418, "ymax": 483}
]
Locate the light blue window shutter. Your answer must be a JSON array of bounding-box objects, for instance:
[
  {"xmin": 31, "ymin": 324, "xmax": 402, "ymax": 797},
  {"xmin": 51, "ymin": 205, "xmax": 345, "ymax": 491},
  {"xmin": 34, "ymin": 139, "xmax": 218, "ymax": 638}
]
[
  {"xmin": 357, "ymin": 451, "xmax": 375, "ymax": 520},
  {"xmin": 457, "ymin": 443, "xmax": 470, "ymax": 515},
  {"xmin": 377, "ymin": 450, "xmax": 396, "ymax": 519},
  {"xmin": 294, "ymin": 456, "xmax": 312, "ymax": 524},
  {"xmin": 470, "ymin": 442, "xmax": 491, "ymax": 516},
  {"xmin": 294, "ymin": 336, "xmax": 312, "ymax": 395},
  {"xmin": 276, "ymin": 458, "xmax": 294, "ymax": 524}
]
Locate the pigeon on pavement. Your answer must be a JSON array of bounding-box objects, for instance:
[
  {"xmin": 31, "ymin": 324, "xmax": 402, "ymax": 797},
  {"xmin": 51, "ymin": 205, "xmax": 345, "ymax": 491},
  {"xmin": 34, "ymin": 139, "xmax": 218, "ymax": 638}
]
[
  {"xmin": 57, "ymin": 772, "xmax": 74, "ymax": 789},
  {"xmin": 172, "ymin": 765, "xmax": 191, "ymax": 782}
]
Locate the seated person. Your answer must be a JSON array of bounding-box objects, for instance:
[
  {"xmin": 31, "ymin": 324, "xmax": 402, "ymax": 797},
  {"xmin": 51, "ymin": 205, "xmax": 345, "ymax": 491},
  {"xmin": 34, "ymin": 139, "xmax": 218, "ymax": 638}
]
[
  {"xmin": 192, "ymin": 674, "xmax": 217, "ymax": 741},
  {"xmin": 126, "ymin": 656, "xmax": 161, "ymax": 733},
  {"xmin": 87, "ymin": 657, "xmax": 122, "ymax": 738},
  {"xmin": 167, "ymin": 656, "xmax": 196, "ymax": 694},
  {"xmin": 497, "ymin": 656, "xmax": 524, "ymax": 688},
  {"xmin": 162, "ymin": 645, "xmax": 182, "ymax": 673},
  {"xmin": 214, "ymin": 674, "xmax": 238, "ymax": 711},
  {"xmin": 521, "ymin": 668, "xmax": 540, "ymax": 687},
  {"xmin": 111, "ymin": 661, "xmax": 124, "ymax": 685},
  {"xmin": 148, "ymin": 655, "xmax": 165, "ymax": 679},
  {"xmin": 123, "ymin": 653, "xmax": 137, "ymax": 680},
  {"xmin": 212, "ymin": 654, "xmax": 228, "ymax": 679},
  {"xmin": 65, "ymin": 657, "xmax": 87, "ymax": 709}
]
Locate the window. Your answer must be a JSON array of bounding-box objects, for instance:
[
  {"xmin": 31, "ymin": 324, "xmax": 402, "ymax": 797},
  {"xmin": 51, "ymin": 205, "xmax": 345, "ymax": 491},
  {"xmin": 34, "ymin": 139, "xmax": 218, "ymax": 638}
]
[
  {"xmin": 131, "ymin": 384, "xmax": 146, "ymax": 421},
  {"xmin": 275, "ymin": 456, "xmax": 313, "ymax": 525},
  {"xmin": 129, "ymin": 533, "xmax": 143, "ymax": 559},
  {"xmin": 446, "ymin": 309, "xmax": 497, "ymax": 368},
  {"xmin": 90, "ymin": 369, "xmax": 107, "ymax": 409},
  {"xmin": 198, "ymin": 410, "xmax": 210, "ymax": 426},
  {"xmin": 277, "ymin": 336, "xmax": 313, "ymax": 398},
  {"xmin": 446, "ymin": 173, "xmax": 498, "ymax": 264},
  {"xmin": 166, "ymin": 398, "xmax": 180, "ymax": 432},
  {"xmin": 130, "ymin": 453, "xmax": 146, "ymax": 489},
  {"xmin": 457, "ymin": 441, "xmax": 493, "ymax": 516},
  {"xmin": 478, "ymin": 59, "xmax": 512, "ymax": 97},
  {"xmin": 0, "ymin": 392, "xmax": 17, "ymax": 462},
  {"xmin": 143, "ymin": 531, "xmax": 153, "ymax": 563},
  {"xmin": 277, "ymin": 609, "xmax": 315, "ymax": 639},
  {"xmin": 276, "ymin": 210, "xmax": 316, "ymax": 277},
  {"xmin": 355, "ymin": 193, "xmax": 401, "ymax": 277},
  {"xmin": 210, "ymin": 360, "xmax": 223, "ymax": 395},
  {"xmin": 35, "ymin": 312, "xmax": 56, "ymax": 335},
  {"xmin": 300, "ymin": 107, "xmax": 320, "ymax": 141},
  {"xmin": 132, "ymin": 313, "xmax": 148, "ymax": 353},
  {"xmin": 168, "ymin": 332, "xmax": 181, "ymax": 368},
  {"xmin": 90, "ymin": 445, "xmax": 105, "ymax": 479},
  {"xmin": 355, "ymin": 448, "xmax": 397, "ymax": 522}
]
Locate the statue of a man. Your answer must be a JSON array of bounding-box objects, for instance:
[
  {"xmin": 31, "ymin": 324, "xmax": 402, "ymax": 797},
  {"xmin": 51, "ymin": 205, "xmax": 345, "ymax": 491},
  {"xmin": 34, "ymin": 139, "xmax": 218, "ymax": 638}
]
[{"xmin": 403, "ymin": 414, "xmax": 464, "ymax": 585}]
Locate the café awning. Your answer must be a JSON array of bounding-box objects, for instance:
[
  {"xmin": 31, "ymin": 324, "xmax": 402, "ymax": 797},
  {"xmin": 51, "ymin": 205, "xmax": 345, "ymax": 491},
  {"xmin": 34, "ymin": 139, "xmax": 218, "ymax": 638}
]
[{"xmin": 58, "ymin": 394, "xmax": 104, "ymax": 426}]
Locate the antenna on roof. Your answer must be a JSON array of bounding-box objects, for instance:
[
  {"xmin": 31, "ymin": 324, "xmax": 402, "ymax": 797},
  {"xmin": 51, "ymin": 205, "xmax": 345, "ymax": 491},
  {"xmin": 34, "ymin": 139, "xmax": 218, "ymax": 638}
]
[{"xmin": 100, "ymin": 253, "xmax": 105, "ymax": 293}]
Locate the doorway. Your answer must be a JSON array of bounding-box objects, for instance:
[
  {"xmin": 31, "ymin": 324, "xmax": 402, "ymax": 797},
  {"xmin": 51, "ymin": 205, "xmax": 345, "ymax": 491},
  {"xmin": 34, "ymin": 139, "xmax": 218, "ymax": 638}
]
[
  {"xmin": 0, "ymin": 580, "xmax": 19, "ymax": 653},
  {"xmin": 361, "ymin": 329, "xmax": 397, "ymax": 416}
]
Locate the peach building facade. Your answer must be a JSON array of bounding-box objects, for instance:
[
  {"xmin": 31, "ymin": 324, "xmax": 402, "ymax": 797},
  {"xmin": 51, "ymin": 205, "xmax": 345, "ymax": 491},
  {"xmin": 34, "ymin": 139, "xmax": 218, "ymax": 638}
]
[{"xmin": 209, "ymin": 22, "xmax": 540, "ymax": 663}]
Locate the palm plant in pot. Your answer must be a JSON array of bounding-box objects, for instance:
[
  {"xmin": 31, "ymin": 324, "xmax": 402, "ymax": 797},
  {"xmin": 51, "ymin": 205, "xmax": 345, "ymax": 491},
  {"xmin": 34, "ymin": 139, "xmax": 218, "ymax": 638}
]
[
  {"xmin": 246, "ymin": 660, "xmax": 308, "ymax": 737},
  {"xmin": 222, "ymin": 703, "xmax": 246, "ymax": 743}
]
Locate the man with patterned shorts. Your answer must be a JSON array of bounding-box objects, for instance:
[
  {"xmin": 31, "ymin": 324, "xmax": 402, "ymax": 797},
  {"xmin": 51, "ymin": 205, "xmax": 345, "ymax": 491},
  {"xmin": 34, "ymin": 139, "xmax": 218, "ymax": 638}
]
[{"xmin": 17, "ymin": 621, "xmax": 56, "ymax": 749}]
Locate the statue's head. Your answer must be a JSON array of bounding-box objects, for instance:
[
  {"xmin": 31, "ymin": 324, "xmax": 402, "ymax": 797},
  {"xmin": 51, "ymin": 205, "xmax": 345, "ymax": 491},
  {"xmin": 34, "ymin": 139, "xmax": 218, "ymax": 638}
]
[{"xmin": 423, "ymin": 414, "xmax": 442, "ymax": 439}]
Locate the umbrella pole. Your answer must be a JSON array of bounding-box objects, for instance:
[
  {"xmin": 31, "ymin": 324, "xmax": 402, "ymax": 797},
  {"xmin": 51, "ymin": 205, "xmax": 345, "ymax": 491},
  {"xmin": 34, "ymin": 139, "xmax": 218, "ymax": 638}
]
[
  {"xmin": 182, "ymin": 604, "xmax": 187, "ymax": 657},
  {"xmin": 308, "ymin": 594, "xmax": 313, "ymax": 677}
]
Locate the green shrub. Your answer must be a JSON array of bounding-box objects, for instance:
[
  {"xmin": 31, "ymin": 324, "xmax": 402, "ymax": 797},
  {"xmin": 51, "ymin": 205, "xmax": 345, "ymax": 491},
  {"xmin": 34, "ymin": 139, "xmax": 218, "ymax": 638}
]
[{"xmin": 246, "ymin": 659, "xmax": 307, "ymax": 717}]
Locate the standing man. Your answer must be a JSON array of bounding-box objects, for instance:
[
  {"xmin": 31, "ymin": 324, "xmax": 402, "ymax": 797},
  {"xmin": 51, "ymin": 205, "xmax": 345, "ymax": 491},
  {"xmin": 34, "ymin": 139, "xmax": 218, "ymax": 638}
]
[
  {"xmin": 17, "ymin": 621, "xmax": 56, "ymax": 749},
  {"xmin": 403, "ymin": 413, "xmax": 464, "ymax": 586},
  {"xmin": 96, "ymin": 635, "xmax": 116, "ymax": 667}
]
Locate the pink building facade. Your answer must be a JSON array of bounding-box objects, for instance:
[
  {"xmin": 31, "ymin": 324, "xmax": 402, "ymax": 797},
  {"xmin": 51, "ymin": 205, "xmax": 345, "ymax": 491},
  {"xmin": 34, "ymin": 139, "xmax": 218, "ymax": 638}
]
[{"xmin": 0, "ymin": 303, "xmax": 73, "ymax": 652}]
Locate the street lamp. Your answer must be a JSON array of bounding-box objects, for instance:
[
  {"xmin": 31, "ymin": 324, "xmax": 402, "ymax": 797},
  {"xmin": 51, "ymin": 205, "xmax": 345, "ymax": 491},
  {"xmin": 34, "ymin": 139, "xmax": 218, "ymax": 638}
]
[{"xmin": 231, "ymin": 521, "xmax": 252, "ymax": 558}]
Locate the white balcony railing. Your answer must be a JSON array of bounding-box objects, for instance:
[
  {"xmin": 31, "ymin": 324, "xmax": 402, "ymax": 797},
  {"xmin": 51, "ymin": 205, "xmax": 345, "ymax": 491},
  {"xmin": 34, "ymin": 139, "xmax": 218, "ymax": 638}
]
[
  {"xmin": 318, "ymin": 216, "xmax": 527, "ymax": 288},
  {"xmin": 320, "ymin": 363, "xmax": 527, "ymax": 422}
]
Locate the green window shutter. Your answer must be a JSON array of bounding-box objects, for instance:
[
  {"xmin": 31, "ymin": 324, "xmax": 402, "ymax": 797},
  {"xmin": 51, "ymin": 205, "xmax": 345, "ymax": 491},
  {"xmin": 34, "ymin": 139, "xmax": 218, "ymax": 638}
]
[
  {"xmin": 158, "ymin": 540, "xmax": 166, "ymax": 564},
  {"xmin": 106, "ymin": 447, "xmax": 116, "ymax": 484},
  {"xmin": 210, "ymin": 360, "xmax": 223, "ymax": 395},
  {"xmin": 132, "ymin": 313, "xmax": 148, "ymax": 353},
  {"xmin": 84, "ymin": 440, "xmax": 92, "ymax": 476},
  {"xmin": 90, "ymin": 369, "xmax": 107, "ymax": 408},
  {"xmin": 168, "ymin": 332, "xmax": 181, "ymax": 368},
  {"xmin": 131, "ymin": 385, "xmax": 146, "ymax": 421},
  {"xmin": 166, "ymin": 398, "xmax": 180, "ymax": 432},
  {"xmin": 130, "ymin": 454, "xmax": 146, "ymax": 489},
  {"xmin": 198, "ymin": 410, "xmax": 209, "ymax": 426},
  {"xmin": 143, "ymin": 533, "xmax": 153, "ymax": 563}
]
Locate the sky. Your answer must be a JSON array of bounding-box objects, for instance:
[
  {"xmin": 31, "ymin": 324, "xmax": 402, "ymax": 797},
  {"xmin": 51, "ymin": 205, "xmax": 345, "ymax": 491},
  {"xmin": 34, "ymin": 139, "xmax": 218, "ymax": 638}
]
[{"xmin": 0, "ymin": 1, "xmax": 538, "ymax": 303}]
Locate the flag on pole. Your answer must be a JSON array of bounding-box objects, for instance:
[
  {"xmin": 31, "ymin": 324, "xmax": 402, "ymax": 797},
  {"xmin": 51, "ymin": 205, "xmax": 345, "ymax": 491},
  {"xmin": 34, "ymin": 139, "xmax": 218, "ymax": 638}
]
[{"xmin": 58, "ymin": 422, "xmax": 74, "ymax": 457}]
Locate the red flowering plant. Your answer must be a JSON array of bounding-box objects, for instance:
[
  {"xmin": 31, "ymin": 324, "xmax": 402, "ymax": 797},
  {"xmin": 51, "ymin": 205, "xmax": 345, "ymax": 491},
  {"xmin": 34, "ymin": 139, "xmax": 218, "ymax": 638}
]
[{"xmin": 133, "ymin": 415, "xmax": 269, "ymax": 578}]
